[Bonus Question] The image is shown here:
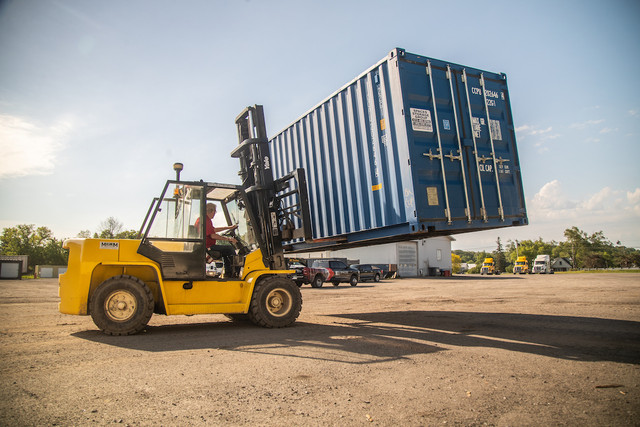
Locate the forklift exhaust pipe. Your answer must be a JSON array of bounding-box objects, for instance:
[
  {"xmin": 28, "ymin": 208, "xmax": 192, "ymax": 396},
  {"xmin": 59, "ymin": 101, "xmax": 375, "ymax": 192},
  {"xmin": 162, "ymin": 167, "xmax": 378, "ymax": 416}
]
[{"xmin": 173, "ymin": 162, "xmax": 183, "ymax": 181}]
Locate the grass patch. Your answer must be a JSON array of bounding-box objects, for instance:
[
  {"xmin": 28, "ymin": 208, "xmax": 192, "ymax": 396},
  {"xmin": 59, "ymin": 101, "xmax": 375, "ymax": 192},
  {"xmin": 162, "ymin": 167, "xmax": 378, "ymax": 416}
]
[{"xmin": 555, "ymin": 269, "xmax": 640, "ymax": 274}]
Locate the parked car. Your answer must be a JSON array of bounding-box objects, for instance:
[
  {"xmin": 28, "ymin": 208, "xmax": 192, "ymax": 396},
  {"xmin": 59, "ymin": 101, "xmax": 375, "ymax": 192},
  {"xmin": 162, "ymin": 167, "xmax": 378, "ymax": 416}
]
[
  {"xmin": 287, "ymin": 258, "xmax": 360, "ymax": 287},
  {"xmin": 287, "ymin": 263, "xmax": 307, "ymax": 287},
  {"xmin": 311, "ymin": 260, "xmax": 359, "ymax": 287},
  {"xmin": 350, "ymin": 264, "xmax": 383, "ymax": 282}
]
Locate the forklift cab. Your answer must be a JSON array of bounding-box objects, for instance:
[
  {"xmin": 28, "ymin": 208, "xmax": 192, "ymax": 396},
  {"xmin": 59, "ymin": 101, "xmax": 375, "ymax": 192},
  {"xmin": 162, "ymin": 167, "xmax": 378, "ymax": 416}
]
[{"xmin": 137, "ymin": 180, "xmax": 258, "ymax": 281}]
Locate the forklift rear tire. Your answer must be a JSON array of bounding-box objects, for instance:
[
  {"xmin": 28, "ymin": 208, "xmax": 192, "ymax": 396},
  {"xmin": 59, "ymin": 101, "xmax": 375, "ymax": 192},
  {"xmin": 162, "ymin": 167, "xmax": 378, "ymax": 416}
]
[
  {"xmin": 90, "ymin": 275, "xmax": 154, "ymax": 336},
  {"xmin": 249, "ymin": 276, "xmax": 302, "ymax": 328}
]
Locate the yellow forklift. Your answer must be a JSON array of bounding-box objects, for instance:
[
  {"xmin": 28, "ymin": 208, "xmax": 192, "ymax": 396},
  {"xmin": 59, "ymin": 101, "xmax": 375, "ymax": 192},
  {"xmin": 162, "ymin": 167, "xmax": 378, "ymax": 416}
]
[{"xmin": 59, "ymin": 106, "xmax": 312, "ymax": 335}]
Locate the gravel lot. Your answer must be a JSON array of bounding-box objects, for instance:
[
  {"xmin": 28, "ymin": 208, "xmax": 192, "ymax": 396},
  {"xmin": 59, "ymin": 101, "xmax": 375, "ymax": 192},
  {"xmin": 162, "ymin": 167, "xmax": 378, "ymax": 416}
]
[{"xmin": 1, "ymin": 273, "xmax": 639, "ymax": 426}]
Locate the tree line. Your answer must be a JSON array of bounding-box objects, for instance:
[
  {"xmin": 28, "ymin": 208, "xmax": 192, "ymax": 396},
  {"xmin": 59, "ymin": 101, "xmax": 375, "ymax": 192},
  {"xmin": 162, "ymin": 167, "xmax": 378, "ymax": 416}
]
[
  {"xmin": 453, "ymin": 226, "xmax": 640, "ymax": 273},
  {"xmin": 0, "ymin": 218, "xmax": 137, "ymax": 274}
]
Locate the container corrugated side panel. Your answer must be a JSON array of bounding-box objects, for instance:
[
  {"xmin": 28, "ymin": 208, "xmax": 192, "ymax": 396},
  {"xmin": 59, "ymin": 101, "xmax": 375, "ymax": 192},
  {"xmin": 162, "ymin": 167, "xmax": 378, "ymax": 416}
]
[
  {"xmin": 270, "ymin": 55, "xmax": 415, "ymax": 242},
  {"xmin": 270, "ymin": 48, "xmax": 526, "ymax": 248}
]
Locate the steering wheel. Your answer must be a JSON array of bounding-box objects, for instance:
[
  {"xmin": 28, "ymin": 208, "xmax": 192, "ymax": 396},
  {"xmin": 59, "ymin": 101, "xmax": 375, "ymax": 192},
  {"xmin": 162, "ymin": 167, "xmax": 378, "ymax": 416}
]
[{"xmin": 221, "ymin": 228, "xmax": 249, "ymax": 255}]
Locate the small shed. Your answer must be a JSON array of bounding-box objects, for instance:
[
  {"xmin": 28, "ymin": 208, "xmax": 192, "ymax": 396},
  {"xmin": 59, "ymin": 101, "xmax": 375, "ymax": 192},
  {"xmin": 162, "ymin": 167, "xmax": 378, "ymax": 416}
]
[
  {"xmin": 0, "ymin": 255, "xmax": 29, "ymax": 279},
  {"xmin": 552, "ymin": 257, "xmax": 572, "ymax": 272},
  {"xmin": 35, "ymin": 265, "xmax": 68, "ymax": 278},
  {"xmin": 0, "ymin": 260, "xmax": 23, "ymax": 279}
]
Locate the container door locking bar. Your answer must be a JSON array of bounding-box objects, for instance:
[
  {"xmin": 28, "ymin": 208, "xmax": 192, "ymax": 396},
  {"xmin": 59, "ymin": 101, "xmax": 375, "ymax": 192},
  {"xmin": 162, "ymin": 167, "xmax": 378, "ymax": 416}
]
[
  {"xmin": 462, "ymin": 69, "xmax": 488, "ymax": 222},
  {"xmin": 447, "ymin": 65, "xmax": 472, "ymax": 223},
  {"xmin": 425, "ymin": 61, "xmax": 452, "ymax": 225},
  {"xmin": 480, "ymin": 73, "xmax": 505, "ymax": 222}
]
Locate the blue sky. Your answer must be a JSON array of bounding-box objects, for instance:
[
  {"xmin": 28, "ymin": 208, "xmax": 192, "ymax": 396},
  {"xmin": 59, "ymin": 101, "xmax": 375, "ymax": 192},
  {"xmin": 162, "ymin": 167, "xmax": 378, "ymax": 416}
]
[{"xmin": 1, "ymin": 0, "xmax": 639, "ymax": 251}]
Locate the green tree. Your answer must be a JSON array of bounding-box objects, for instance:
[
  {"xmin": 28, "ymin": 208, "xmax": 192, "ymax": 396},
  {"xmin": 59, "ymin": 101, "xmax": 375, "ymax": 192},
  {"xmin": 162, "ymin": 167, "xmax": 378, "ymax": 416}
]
[
  {"xmin": 493, "ymin": 237, "xmax": 507, "ymax": 272},
  {"xmin": 90, "ymin": 217, "xmax": 138, "ymax": 239},
  {"xmin": 451, "ymin": 253, "xmax": 462, "ymax": 274},
  {"xmin": 95, "ymin": 217, "xmax": 124, "ymax": 238},
  {"xmin": 0, "ymin": 225, "xmax": 68, "ymax": 272}
]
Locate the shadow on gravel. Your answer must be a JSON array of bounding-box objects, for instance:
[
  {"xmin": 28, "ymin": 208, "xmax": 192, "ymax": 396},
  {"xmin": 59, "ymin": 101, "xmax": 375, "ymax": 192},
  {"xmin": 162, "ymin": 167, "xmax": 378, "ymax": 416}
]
[
  {"xmin": 72, "ymin": 311, "xmax": 640, "ymax": 365},
  {"xmin": 331, "ymin": 311, "xmax": 640, "ymax": 365}
]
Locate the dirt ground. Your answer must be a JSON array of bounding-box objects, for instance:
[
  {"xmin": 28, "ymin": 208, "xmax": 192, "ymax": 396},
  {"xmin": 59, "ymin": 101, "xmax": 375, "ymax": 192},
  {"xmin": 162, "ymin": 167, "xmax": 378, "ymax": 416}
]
[{"xmin": 0, "ymin": 273, "xmax": 639, "ymax": 426}]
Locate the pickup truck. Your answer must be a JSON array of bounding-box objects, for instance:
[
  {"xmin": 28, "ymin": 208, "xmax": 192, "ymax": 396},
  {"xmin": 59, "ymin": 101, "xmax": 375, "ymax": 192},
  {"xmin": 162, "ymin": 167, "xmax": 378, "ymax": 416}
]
[{"xmin": 290, "ymin": 259, "xmax": 359, "ymax": 287}]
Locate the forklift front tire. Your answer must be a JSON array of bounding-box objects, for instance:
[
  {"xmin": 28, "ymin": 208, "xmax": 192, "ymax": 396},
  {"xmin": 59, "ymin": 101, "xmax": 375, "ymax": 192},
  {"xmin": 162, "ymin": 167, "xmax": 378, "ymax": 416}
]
[
  {"xmin": 90, "ymin": 275, "xmax": 154, "ymax": 336},
  {"xmin": 249, "ymin": 276, "xmax": 302, "ymax": 328}
]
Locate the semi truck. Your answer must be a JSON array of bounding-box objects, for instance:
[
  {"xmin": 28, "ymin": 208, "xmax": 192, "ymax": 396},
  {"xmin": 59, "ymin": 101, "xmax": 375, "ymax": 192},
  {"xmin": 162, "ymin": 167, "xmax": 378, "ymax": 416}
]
[
  {"xmin": 513, "ymin": 256, "xmax": 529, "ymax": 274},
  {"xmin": 532, "ymin": 255, "xmax": 553, "ymax": 274},
  {"xmin": 58, "ymin": 106, "xmax": 313, "ymax": 335},
  {"xmin": 480, "ymin": 258, "xmax": 499, "ymax": 275}
]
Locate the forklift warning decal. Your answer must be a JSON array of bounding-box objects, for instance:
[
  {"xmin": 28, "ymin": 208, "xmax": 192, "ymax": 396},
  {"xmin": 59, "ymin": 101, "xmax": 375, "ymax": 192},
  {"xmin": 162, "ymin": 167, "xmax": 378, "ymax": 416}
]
[
  {"xmin": 410, "ymin": 108, "xmax": 433, "ymax": 132},
  {"xmin": 100, "ymin": 242, "xmax": 119, "ymax": 250}
]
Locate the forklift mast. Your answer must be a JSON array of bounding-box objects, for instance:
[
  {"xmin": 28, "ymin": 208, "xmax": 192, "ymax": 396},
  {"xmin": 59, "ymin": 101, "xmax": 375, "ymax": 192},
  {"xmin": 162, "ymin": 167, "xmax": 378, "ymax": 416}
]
[{"xmin": 231, "ymin": 105, "xmax": 311, "ymax": 270}]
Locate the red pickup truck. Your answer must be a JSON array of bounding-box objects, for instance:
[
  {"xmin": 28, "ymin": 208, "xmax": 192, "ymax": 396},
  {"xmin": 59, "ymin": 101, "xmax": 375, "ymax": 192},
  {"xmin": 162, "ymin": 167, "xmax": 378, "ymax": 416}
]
[{"xmin": 289, "ymin": 259, "xmax": 359, "ymax": 288}]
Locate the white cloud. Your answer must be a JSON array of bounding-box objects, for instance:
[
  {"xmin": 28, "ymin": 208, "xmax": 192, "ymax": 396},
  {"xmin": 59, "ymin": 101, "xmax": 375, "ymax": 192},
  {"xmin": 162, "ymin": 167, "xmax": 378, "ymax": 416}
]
[
  {"xmin": 516, "ymin": 124, "xmax": 561, "ymax": 153},
  {"xmin": 569, "ymin": 119, "xmax": 605, "ymax": 129},
  {"xmin": 599, "ymin": 127, "xmax": 618, "ymax": 134},
  {"xmin": 628, "ymin": 188, "xmax": 640, "ymax": 204},
  {"xmin": 529, "ymin": 180, "xmax": 576, "ymax": 212},
  {"xmin": 0, "ymin": 115, "xmax": 73, "ymax": 179},
  {"xmin": 525, "ymin": 181, "xmax": 640, "ymax": 248},
  {"xmin": 629, "ymin": 109, "xmax": 639, "ymax": 117},
  {"xmin": 531, "ymin": 181, "xmax": 639, "ymax": 225},
  {"xmin": 580, "ymin": 187, "xmax": 612, "ymax": 211}
]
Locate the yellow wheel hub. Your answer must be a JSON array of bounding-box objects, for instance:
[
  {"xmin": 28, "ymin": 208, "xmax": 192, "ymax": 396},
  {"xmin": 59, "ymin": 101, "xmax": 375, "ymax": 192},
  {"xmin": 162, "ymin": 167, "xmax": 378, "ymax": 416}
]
[
  {"xmin": 266, "ymin": 288, "xmax": 292, "ymax": 317},
  {"xmin": 104, "ymin": 290, "xmax": 137, "ymax": 322}
]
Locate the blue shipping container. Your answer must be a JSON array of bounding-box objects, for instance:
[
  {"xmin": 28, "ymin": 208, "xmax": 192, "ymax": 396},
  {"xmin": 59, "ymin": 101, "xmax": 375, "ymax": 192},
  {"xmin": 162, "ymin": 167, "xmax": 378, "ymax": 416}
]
[{"xmin": 270, "ymin": 48, "xmax": 527, "ymax": 250}]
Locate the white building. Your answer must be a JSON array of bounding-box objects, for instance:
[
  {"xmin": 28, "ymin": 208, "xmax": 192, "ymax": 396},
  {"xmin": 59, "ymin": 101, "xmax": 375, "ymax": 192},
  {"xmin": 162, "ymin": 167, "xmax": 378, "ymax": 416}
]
[{"xmin": 292, "ymin": 236, "xmax": 454, "ymax": 277}]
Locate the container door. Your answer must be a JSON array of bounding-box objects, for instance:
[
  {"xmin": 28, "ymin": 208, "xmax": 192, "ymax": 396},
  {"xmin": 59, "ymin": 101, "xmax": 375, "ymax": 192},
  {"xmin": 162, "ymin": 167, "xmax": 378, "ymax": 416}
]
[
  {"xmin": 455, "ymin": 69, "xmax": 525, "ymax": 225},
  {"xmin": 400, "ymin": 60, "xmax": 474, "ymax": 227},
  {"xmin": 397, "ymin": 242, "xmax": 418, "ymax": 277}
]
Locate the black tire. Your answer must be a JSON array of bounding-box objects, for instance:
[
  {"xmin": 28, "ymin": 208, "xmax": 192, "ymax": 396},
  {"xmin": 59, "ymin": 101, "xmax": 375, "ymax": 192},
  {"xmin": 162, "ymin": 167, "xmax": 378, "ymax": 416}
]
[
  {"xmin": 349, "ymin": 275, "xmax": 358, "ymax": 287},
  {"xmin": 332, "ymin": 282, "xmax": 340, "ymax": 287},
  {"xmin": 311, "ymin": 274, "xmax": 324, "ymax": 288},
  {"xmin": 89, "ymin": 275, "xmax": 154, "ymax": 336},
  {"xmin": 248, "ymin": 276, "xmax": 302, "ymax": 328},
  {"xmin": 374, "ymin": 273, "xmax": 380, "ymax": 283}
]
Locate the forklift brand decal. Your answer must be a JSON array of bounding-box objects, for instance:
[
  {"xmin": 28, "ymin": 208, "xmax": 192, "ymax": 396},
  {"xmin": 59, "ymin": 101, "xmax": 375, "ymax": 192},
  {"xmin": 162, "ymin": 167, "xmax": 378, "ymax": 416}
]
[
  {"xmin": 426, "ymin": 187, "xmax": 439, "ymax": 206},
  {"xmin": 410, "ymin": 108, "xmax": 433, "ymax": 132},
  {"xmin": 100, "ymin": 242, "xmax": 119, "ymax": 250}
]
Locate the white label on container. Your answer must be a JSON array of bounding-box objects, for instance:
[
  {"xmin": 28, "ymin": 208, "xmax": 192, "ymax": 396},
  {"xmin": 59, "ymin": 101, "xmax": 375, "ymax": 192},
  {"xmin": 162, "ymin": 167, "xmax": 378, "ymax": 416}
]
[
  {"xmin": 472, "ymin": 117, "xmax": 482, "ymax": 138},
  {"xmin": 100, "ymin": 242, "xmax": 119, "ymax": 250},
  {"xmin": 410, "ymin": 108, "xmax": 433, "ymax": 132},
  {"xmin": 426, "ymin": 186, "xmax": 439, "ymax": 206},
  {"xmin": 489, "ymin": 119, "xmax": 502, "ymax": 141}
]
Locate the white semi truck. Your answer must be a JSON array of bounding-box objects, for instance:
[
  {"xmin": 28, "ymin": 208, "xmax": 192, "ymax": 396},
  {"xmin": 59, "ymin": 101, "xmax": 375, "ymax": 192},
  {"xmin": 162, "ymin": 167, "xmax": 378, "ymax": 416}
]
[{"xmin": 532, "ymin": 255, "xmax": 553, "ymax": 274}]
